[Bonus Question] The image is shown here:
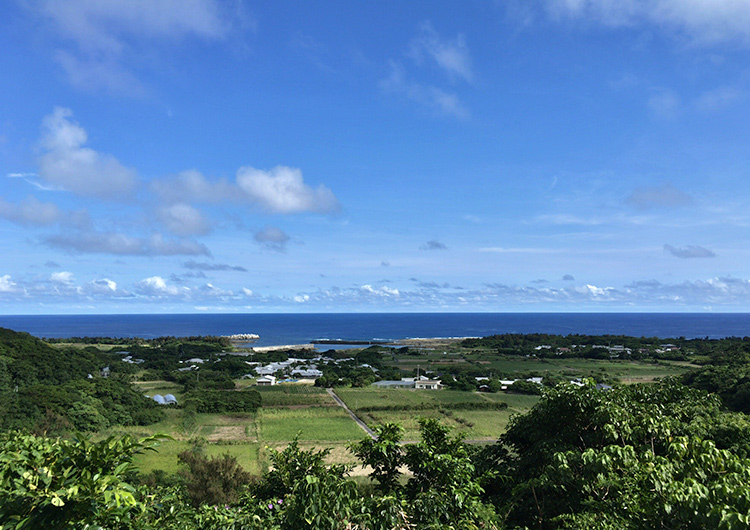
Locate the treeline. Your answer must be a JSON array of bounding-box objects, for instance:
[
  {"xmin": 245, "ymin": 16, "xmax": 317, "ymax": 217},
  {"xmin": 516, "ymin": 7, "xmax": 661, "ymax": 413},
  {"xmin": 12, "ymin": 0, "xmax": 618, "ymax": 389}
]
[
  {"xmin": 182, "ymin": 389, "xmax": 261, "ymax": 414},
  {"xmin": 0, "ymin": 328, "xmax": 163, "ymax": 432},
  {"xmin": 44, "ymin": 335, "xmax": 232, "ymax": 347},
  {"xmin": 461, "ymin": 332, "xmax": 750, "ymax": 361},
  {"xmin": 4, "ymin": 379, "xmax": 750, "ymax": 529}
]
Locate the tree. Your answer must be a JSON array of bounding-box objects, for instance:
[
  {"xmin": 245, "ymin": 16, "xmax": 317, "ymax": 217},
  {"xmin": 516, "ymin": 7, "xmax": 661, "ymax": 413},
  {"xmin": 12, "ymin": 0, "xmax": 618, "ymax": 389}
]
[{"xmin": 350, "ymin": 422, "xmax": 404, "ymax": 494}]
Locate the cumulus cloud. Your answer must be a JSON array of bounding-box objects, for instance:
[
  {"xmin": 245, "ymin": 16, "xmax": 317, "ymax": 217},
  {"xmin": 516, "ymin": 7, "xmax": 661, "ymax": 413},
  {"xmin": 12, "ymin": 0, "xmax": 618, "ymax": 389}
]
[
  {"xmin": 88, "ymin": 278, "xmax": 118, "ymax": 294},
  {"xmin": 0, "ymin": 275, "xmax": 19, "ymax": 293},
  {"xmin": 422, "ymin": 240, "xmax": 447, "ymax": 250},
  {"xmin": 38, "ymin": 107, "xmax": 138, "ymax": 198},
  {"xmin": 183, "ymin": 260, "xmax": 247, "ymax": 272},
  {"xmin": 360, "ymin": 284, "xmax": 400, "ymax": 297},
  {"xmin": 44, "ymin": 230, "xmax": 210, "ymax": 256},
  {"xmin": 0, "ymin": 196, "xmax": 61, "ymax": 226},
  {"xmin": 237, "ymin": 166, "xmax": 340, "ymax": 214},
  {"xmin": 664, "ymin": 244, "xmax": 716, "ymax": 258},
  {"xmin": 157, "ymin": 203, "xmax": 212, "ymax": 236},
  {"xmin": 544, "ymin": 0, "xmax": 750, "ymax": 45},
  {"xmin": 153, "ymin": 167, "xmax": 340, "ymax": 215},
  {"xmin": 50, "ymin": 271, "xmax": 74, "ymax": 284},
  {"xmin": 408, "ymin": 21, "xmax": 473, "ymax": 82},
  {"xmin": 199, "ymin": 283, "xmax": 234, "ymax": 297},
  {"xmin": 625, "ymin": 183, "xmax": 693, "ymax": 210},
  {"xmin": 151, "ymin": 169, "xmax": 235, "ymax": 203},
  {"xmin": 254, "ymin": 225, "xmax": 290, "ymax": 251},
  {"xmin": 135, "ymin": 275, "xmax": 183, "ymax": 296}
]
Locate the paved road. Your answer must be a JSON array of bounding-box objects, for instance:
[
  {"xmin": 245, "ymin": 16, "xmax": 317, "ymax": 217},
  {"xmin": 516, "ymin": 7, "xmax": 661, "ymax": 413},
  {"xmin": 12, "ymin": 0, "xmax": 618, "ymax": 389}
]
[{"xmin": 326, "ymin": 388, "xmax": 376, "ymax": 439}]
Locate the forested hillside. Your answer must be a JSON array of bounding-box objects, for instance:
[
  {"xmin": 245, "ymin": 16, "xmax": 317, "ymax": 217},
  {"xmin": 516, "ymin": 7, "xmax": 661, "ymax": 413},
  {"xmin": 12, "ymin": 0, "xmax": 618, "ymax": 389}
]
[{"xmin": 0, "ymin": 328, "xmax": 163, "ymax": 432}]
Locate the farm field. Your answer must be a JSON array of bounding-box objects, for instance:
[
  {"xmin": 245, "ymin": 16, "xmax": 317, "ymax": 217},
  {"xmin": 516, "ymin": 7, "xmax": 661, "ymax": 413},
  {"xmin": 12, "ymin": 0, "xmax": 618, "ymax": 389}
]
[
  {"xmin": 105, "ymin": 353, "xmax": 695, "ymax": 476},
  {"xmin": 389, "ymin": 354, "xmax": 692, "ymax": 383},
  {"xmin": 335, "ymin": 388, "xmax": 537, "ymax": 440}
]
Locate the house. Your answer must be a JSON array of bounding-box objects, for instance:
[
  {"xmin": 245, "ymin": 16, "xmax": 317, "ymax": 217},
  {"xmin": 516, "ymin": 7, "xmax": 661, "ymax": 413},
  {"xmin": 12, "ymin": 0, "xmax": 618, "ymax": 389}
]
[
  {"xmin": 291, "ymin": 368, "xmax": 324, "ymax": 378},
  {"xmin": 257, "ymin": 375, "xmax": 276, "ymax": 386},
  {"xmin": 414, "ymin": 379, "xmax": 443, "ymax": 390}
]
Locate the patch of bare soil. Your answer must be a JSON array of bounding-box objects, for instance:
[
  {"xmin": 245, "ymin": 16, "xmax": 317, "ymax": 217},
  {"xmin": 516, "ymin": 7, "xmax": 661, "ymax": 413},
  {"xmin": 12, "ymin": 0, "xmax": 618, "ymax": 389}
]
[{"xmin": 206, "ymin": 426, "xmax": 254, "ymax": 442}]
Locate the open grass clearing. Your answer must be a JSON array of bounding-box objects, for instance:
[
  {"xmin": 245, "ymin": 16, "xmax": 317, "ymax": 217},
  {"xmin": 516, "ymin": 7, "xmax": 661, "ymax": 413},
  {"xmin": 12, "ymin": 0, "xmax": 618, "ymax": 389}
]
[
  {"xmin": 134, "ymin": 440, "xmax": 262, "ymax": 476},
  {"xmin": 258, "ymin": 407, "xmax": 365, "ymax": 442}
]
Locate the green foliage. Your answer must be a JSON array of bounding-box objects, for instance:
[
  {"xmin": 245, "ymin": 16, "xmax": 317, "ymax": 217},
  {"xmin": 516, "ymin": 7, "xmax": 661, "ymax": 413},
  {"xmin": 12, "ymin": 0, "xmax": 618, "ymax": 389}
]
[
  {"xmin": 350, "ymin": 422, "xmax": 404, "ymax": 494},
  {"xmin": 489, "ymin": 379, "xmax": 750, "ymax": 528},
  {"xmin": 0, "ymin": 431, "xmax": 164, "ymax": 529},
  {"xmin": 403, "ymin": 418, "xmax": 498, "ymax": 528},
  {"xmin": 183, "ymin": 389, "xmax": 261, "ymax": 413},
  {"xmin": 508, "ymin": 379, "xmax": 543, "ymax": 395},
  {"xmin": 178, "ymin": 448, "xmax": 255, "ymax": 506}
]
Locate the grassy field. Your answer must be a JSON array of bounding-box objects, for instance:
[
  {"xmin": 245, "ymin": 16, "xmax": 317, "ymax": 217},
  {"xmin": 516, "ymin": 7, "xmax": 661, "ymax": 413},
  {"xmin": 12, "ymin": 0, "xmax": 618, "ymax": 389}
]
[
  {"xmin": 257, "ymin": 406, "xmax": 365, "ymax": 442},
  {"xmin": 335, "ymin": 388, "xmax": 538, "ymax": 441},
  {"xmin": 255, "ymin": 385, "xmax": 336, "ymax": 407},
  {"xmin": 389, "ymin": 355, "xmax": 691, "ymax": 383}
]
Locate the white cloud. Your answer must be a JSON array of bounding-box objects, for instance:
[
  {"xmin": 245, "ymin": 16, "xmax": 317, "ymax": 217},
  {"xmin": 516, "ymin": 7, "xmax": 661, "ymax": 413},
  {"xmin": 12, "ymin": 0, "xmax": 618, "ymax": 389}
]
[
  {"xmin": 237, "ymin": 166, "xmax": 340, "ymax": 214},
  {"xmin": 254, "ymin": 225, "xmax": 290, "ymax": 251},
  {"xmin": 242, "ymin": 287, "xmax": 254, "ymax": 296},
  {"xmin": 0, "ymin": 196, "xmax": 61, "ymax": 226},
  {"xmin": 663, "ymin": 244, "xmax": 716, "ymax": 258},
  {"xmin": 408, "ymin": 22, "xmax": 473, "ymax": 82},
  {"xmin": 135, "ymin": 275, "xmax": 182, "ymax": 296},
  {"xmin": 0, "ymin": 275, "xmax": 19, "ymax": 293},
  {"xmin": 152, "ymin": 167, "xmax": 341, "ymax": 215},
  {"xmin": 360, "ymin": 284, "xmax": 400, "ymax": 297},
  {"xmin": 89, "ymin": 278, "xmax": 117, "ymax": 292},
  {"xmin": 38, "ymin": 107, "xmax": 138, "ymax": 198},
  {"xmin": 293, "ymin": 294, "xmax": 310, "ymax": 303},
  {"xmin": 50, "ymin": 271, "xmax": 74, "ymax": 284},
  {"xmin": 545, "ymin": 0, "xmax": 750, "ymax": 46},
  {"xmin": 55, "ymin": 51, "xmax": 146, "ymax": 96},
  {"xmin": 152, "ymin": 169, "xmax": 235, "ymax": 203},
  {"xmin": 158, "ymin": 203, "xmax": 212, "ymax": 236},
  {"xmin": 34, "ymin": 0, "xmax": 233, "ymax": 93},
  {"xmin": 44, "ymin": 230, "xmax": 210, "ymax": 256},
  {"xmin": 381, "ymin": 61, "xmax": 470, "ymax": 119}
]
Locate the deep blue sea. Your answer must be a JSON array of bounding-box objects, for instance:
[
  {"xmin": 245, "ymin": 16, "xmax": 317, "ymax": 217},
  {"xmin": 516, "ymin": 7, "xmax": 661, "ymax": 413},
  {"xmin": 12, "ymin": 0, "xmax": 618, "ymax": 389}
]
[{"xmin": 2, "ymin": 313, "xmax": 750, "ymax": 346}]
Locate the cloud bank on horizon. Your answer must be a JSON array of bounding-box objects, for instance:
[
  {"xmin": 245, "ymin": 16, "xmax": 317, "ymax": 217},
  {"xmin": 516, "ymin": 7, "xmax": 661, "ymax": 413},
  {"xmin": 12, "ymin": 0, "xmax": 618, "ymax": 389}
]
[{"xmin": 2, "ymin": 0, "xmax": 750, "ymax": 313}]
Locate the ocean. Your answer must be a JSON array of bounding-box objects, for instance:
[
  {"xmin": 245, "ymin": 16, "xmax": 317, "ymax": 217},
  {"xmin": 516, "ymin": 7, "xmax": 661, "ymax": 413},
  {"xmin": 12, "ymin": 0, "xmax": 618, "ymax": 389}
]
[{"xmin": 2, "ymin": 313, "xmax": 750, "ymax": 346}]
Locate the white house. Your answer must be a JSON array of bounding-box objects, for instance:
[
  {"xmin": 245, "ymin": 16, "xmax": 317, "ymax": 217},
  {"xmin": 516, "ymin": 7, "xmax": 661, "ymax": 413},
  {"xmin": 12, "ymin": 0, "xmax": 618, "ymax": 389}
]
[
  {"xmin": 414, "ymin": 379, "xmax": 443, "ymax": 390},
  {"xmin": 257, "ymin": 375, "xmax": 276, "ymax": 386}
]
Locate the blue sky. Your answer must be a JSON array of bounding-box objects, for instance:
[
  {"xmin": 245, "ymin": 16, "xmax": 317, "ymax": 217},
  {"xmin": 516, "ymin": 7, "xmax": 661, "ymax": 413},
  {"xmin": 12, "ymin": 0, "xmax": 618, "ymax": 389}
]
[{"xmin": 2, "ymin": 0, "xmax": 750, "ymax": 314}]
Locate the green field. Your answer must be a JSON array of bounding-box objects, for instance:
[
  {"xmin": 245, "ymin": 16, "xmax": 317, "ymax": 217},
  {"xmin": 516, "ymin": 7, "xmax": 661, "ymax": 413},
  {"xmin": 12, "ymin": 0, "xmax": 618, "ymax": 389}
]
[
  {"xmin": 255, "ymin": 384, "xmax": 335, "ymax": 407},
  {"xmin": 257, "ymin": 406, "xmax": 365, "ymax": 442},
  {"xmin": 108, "ymin": 352, "xmax": 696, "ymax": 475},
  {"xmin": 334, "ymin": 387, "xmax": 537, "ymax": 440}
]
